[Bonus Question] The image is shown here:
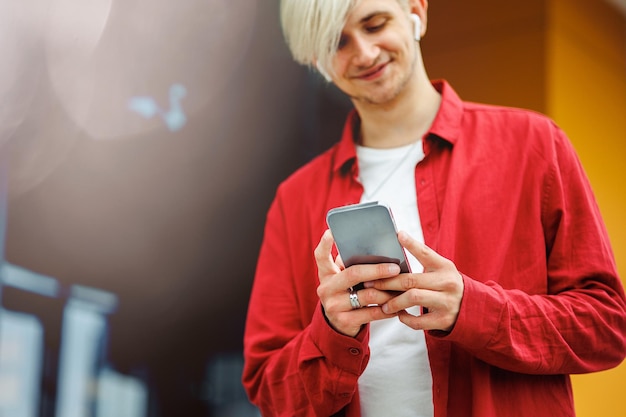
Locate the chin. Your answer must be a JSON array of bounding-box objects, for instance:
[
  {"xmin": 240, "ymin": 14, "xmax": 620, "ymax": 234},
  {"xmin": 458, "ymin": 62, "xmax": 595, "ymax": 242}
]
[{"xmin": 360, "ymin": 85, "xmax": 404, "ymax": 106}]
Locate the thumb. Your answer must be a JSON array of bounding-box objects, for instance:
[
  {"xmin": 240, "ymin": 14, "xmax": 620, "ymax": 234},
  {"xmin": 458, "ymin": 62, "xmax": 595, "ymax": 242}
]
[{"xmin": 397, "ymin": 231, "xmax": 446, "ymax": 272}]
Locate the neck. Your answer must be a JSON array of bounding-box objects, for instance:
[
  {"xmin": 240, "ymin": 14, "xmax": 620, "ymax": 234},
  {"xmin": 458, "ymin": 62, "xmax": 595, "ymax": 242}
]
[{"xmin": 354, "ymin": 77, "xmax": 441, "ymax": 149}]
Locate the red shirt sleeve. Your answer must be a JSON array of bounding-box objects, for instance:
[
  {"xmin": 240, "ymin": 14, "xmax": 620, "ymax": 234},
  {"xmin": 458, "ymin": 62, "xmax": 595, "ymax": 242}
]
[
  {"xmin": 242, "ymin": 189, "xmax": 369, "ymax": 416},
  {"xmin": 434, "ymin": 124, "xmax": 626, "ymax": 375}
]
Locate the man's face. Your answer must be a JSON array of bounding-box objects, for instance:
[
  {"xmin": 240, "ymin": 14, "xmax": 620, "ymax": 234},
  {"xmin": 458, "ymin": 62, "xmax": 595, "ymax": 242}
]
[{"xmin": 329, "ymin": 0, "xmax": 417, "ymax": 106}]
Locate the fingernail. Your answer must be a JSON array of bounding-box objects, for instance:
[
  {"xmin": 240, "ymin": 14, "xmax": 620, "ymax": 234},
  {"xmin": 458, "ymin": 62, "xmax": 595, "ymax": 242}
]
[
  {"xmin": 363, "ymin": 281, "xmax": 374, "ymax": 288},
  {"xmin": 382, "ymin": 304, "xmax": 390, "ymax": 314}
]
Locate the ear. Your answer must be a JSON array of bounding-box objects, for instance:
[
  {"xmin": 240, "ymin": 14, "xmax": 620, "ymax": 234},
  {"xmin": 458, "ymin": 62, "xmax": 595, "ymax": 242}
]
[{"xmin": 409, "ymin": 0, "xmax": 428, "ymax": 39}]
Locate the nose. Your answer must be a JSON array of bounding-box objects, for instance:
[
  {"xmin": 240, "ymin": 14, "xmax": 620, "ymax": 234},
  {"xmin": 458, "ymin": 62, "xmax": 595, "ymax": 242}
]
[{"xmin": 350, "ymin": 34, "xmax": 379, "ymax": 67}]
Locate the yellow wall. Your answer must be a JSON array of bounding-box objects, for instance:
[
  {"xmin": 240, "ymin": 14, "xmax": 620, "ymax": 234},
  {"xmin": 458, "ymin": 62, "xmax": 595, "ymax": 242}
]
[
  {"xmin": 547, "ymin": 1, "xmax": 626, "ymax": 416},
  {"xmin": 424, "ymin": 1, "xmax": 626, "ymax": 415}
]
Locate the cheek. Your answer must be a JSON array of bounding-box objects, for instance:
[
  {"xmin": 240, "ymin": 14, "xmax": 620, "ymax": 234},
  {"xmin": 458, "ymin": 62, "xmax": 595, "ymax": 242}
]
[
  {"xmin": 390, "ymin": 38, "xmax": 411, "ymax": 56},
  {"xmin": 331, "ymin": 56, "xmax": 349, "ymax": 76}
]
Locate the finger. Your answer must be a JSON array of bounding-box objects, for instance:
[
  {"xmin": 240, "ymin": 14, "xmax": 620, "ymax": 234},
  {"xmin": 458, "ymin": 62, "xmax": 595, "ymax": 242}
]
[
  {"xmin": 323, "ymin": 292, "xmax": 398, "ymax": 337},
  {"xmin": 324, "ymin": 286, "xmax": 398, "ymax": 314},
  {"xmin": 382, "ymin": 287, "xmax": 461, "ymax": 331},
  {"xmin": 335, "ymin": 253, "xmax": 345, "ymax": 270},
  {"xmin": 396, "ymin": 307, "xmax": 456, "ymax": 332},
  {"xmin": 353, "ymin": 306, "xmax": 398, "ymax": 323},
  {"xmin": 381, "ymin": 288, "xmax": 430, "ymax": 314},
  {"xmin": 365, "ymin": 270, "xmax": 442, "ymax": 292},
  {"xmin": 397, "ymin": 231, "xmax": 450, "ymax": 272},
  {"xmin": 314, "ymin": 230, "xmax": 340, "ymax": 278},
  {"xmin": 347, "ymin": 287, "xmax": 398, "ymax": 309},
  {"xmin": 328, "ymin": 306, "xmax": 398, "ymax": 337},
  {"xmin": 337, "ymin": 262, "xmax": 401, "ymax": 292},
  {"xmin": 396, "ymin": 309, "xmax": 429, "ymax": 330}
]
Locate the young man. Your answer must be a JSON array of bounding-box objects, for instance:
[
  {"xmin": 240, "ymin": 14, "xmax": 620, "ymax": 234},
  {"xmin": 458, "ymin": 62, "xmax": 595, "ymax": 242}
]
[{"xmin": 243, "ymin": 0, "xmax": 626, "ymax": 416}]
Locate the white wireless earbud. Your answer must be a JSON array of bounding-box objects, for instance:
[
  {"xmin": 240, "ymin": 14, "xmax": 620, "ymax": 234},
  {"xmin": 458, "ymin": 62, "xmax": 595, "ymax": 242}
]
[{"xmin": 410, "ymin": 13, "xmax": 421, "ymax": 41}]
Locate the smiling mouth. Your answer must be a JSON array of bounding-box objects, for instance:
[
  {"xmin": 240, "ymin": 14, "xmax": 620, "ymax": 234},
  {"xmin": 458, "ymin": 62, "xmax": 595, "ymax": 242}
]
[{"xmin": 355, "ymin": 62, "xmax": 388, "ymax": 80}]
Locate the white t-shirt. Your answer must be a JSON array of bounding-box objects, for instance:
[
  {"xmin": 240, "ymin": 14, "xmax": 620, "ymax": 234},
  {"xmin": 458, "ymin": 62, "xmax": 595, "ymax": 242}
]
[{"xmin": 356, "ymin": 140, "xmax": 434, "ymax": 417}]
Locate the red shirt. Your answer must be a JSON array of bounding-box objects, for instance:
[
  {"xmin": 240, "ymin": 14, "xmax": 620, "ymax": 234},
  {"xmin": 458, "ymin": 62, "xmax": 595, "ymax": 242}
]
[{"xmin": 242, "ymin": 81, "xmax": 626, "ymax": 417}]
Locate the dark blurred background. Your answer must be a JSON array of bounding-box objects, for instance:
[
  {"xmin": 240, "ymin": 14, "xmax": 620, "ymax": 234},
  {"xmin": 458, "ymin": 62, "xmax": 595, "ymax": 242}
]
[
  {"xmin": 1, "ymin": 0, "xmax": 624, "ymax": 416},
  {"xmin": 0, "ymin": 0, "xmax": 351, "ymax": 415}
]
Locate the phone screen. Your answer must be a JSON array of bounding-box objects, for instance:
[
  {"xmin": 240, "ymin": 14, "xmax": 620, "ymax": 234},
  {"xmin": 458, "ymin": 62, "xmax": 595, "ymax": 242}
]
[{"xmin": 326, "ymin": 202, "xmax": 410, "ymax": 273}]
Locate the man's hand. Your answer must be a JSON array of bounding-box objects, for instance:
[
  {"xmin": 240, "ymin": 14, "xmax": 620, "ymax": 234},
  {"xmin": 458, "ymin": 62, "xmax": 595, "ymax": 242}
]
[
  {"xmin": 364, "ymin": 231, "xmax": 465, "ymax": 332},
  {"xmin": 314, "ymin": 229, "xmax": 401, "ymax": 337}
]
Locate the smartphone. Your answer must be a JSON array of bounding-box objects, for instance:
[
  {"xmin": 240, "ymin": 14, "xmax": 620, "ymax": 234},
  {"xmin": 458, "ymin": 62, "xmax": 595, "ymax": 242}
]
[{"xmin": 326, "ymin": 201, "xmax": 411, "ymax": 274}]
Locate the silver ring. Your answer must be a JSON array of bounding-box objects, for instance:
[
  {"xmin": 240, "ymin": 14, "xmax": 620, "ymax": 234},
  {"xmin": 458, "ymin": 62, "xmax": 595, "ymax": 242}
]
[{"xmin": 349, "ymin": 289, "xmax": 362, "ymax": 309}]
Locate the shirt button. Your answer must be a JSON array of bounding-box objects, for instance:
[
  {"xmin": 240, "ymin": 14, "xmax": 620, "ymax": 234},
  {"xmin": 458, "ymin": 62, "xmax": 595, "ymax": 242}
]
[
  {"xmin": 349, "ymin": 348, "xmax": 360, "ymax": 355},
  {"xmin": 340, "ymin": 392, "xmax": 351, "ymax": 398},
  {"xmin": 420, "ymin": 179, "xmax": 426, "ymax": 186}
]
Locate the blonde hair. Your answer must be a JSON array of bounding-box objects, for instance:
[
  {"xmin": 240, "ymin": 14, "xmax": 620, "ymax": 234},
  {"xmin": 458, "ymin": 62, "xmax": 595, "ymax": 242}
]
[
  {"xmin": 280, "ymin": 0, "xmax": 411, "ymax": 79},
  {"xmin": 280, "ymin": 0, "xmax": 352, "ymax": 77}
]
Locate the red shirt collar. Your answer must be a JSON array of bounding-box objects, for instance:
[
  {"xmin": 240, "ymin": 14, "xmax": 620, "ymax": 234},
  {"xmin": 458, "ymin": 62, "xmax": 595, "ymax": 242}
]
[{"xmin": 332, "ymin": 79, "xmax": 464, "ymax": 173}]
